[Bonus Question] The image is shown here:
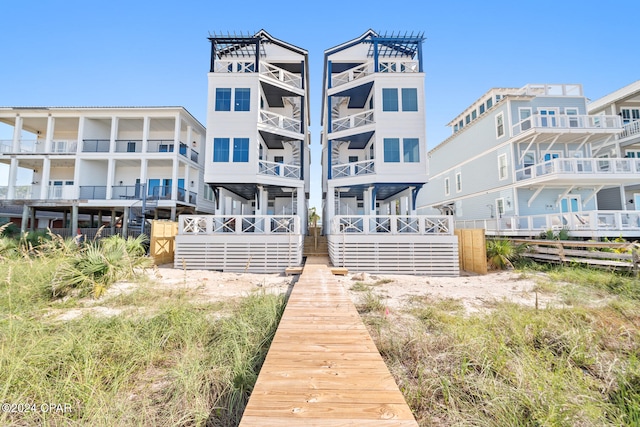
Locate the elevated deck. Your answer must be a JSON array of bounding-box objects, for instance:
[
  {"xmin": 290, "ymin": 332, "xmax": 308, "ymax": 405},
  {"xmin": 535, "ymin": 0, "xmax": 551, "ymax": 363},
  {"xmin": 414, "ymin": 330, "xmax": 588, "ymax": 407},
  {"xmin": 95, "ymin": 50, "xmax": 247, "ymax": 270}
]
[{"xmin": 239, "ymin": 256, "xmax": 418, "ymax": 426}]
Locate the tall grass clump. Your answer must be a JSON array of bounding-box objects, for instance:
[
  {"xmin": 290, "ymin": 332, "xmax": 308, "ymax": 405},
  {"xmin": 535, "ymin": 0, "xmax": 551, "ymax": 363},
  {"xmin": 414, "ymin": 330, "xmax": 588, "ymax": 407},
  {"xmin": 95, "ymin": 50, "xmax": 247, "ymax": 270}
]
[
  {"xmin": 52, "ymin": 234, "xmax": 153, "ymax": 298},
  {"xmin": 486, "ymin": 238, "xmax": 526, "ymax": 270}
]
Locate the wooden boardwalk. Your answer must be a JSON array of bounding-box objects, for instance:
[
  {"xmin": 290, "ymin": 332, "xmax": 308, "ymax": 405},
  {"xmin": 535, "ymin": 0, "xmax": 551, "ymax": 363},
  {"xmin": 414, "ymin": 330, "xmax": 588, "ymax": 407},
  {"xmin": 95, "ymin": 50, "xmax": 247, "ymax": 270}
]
[{"xmin": 239, "ymin": 256, "xmax": 418, "ymax": 426}]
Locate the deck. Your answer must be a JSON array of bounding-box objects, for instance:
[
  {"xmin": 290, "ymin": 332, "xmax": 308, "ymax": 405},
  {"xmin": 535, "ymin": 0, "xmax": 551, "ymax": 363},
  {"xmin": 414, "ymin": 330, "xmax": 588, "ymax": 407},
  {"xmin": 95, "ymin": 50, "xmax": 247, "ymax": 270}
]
[{"xmin": 239, "ymin": 256, "xmax": 418, "ymax": 426}]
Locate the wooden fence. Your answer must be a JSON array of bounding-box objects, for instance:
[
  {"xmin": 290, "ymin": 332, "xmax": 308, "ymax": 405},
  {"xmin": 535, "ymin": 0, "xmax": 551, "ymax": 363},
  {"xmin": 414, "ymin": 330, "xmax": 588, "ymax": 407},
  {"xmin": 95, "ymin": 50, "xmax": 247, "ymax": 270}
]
[
  {"xmin": 150, "ymin": 220, "xmax": 178, "ymax": 265},
  {"xmin": 455, "ymin": 229, "xmax": 487, "ymax": 275},
  {"xmin": 513, "ymin": 239, "xmax": 640, "ymax": 274}
]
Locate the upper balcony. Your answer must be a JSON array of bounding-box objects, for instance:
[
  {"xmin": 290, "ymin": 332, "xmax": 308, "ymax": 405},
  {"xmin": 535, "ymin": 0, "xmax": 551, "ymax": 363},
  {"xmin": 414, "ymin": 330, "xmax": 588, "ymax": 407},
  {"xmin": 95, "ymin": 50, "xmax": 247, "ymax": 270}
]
[
  {"xmin": 331, "ymin": 159, "xmax": 375, "ymax": 179},
  {"xmin": 512, "ymin": 114, "xmax": 621, "ymax": 137},
  {"xmin": 258, "ymin": 160, "xmax": 301, "ymax": 180},
  {"xmin": 330, "ymin": 60, "xmax": 419, "ymax": 89},
  {"xmin": 259, "ymin": 110, "xmax": 301, "ymax": 134},
  {"xmin": 618, "ymin": 120, "xmax": 640, "ymax": 142},
  {"xmin": 332, "ymin": 110, "xmax": 374, "ymax": 133},
  {"xmin": 0, "ymin": 139, "xmax": 78, "ymax": 154},
  {"xmin": 515, "ymin": 157, "xmax": 640, "ymax": 183},
  {"xmin": 212, "ymin": 60, "xmax": 303, "ymax": 91}
]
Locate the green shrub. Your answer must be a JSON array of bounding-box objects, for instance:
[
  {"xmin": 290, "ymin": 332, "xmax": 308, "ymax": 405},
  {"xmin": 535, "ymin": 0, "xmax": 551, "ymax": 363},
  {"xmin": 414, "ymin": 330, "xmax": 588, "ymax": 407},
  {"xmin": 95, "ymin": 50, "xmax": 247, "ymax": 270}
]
[{"xmin": 486, "ymin": 239, "xmax": 526, "ymax": 270}]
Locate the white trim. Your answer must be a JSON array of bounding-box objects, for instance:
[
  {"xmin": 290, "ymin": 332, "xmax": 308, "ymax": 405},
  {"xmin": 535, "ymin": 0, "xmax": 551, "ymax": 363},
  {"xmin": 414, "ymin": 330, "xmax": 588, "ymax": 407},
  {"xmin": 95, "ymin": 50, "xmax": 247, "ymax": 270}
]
[
  {"xmin": 498, "ymin": 153, "xmax": 508, "ymax": 180},
  {"xmin": 518, "ymin": 107, "xmax": 532, "ymax": 121},
  {"xmin": 495, "ymin": 112, "xmax": 505, "ymax": 138}
]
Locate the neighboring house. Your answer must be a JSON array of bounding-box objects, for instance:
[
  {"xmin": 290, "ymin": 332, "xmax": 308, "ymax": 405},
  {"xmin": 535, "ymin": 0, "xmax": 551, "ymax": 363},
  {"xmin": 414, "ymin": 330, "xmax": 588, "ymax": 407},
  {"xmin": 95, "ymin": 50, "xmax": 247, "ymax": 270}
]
[
  {"xmin": 418, "ymin": 84, "xmax": 640, "ymax": 238},
  {"xmin": 320, "ymin": 30, "xmax": 459, "ymax": 275},
  {"xmin": 588, "ymin": 80, "xmax": 640, "ymax": 212},
  {"xmin": 0, "ymin": 106, "xmax": 211, "ymax": 235},
  {"xmin": 175, "ymin": 30, "xmax": 311, "ymax": 272}
]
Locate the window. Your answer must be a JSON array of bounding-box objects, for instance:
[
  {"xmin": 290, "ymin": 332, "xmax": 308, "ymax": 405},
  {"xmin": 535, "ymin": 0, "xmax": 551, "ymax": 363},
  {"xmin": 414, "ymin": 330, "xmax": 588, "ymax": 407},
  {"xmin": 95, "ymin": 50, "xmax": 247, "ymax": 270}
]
[
  {"xmin": 403, "ymin": 138, "xmax": 419, "ymax": 162},
  {"xmin": 566, "ymin": 108, "xmax": 579, "ymax": 128},
  {"xmin": 471, "ymin": 110, "xmax": 477, "ymax": 120},
  {"xmin": 458, "ymin": 120, "xmax": 463, "ymax": 130},
  {"xmin": 444, "ymin": 177, "xmax": 450, "ymax": 196},
  {"xmin": 234, "ymin": 88, "xmax": 251, "ymax": 111},
  {"xmin": 621, "ymin": 108, "xmax": 640, "ymax": 124},
  {"xmin": 401, "ymin": 88, "xmax": 418, "ymax": 111},
  {"xmin": 465, "ymin": 114, "xmax": 470, "ymax": 124},
  {"xmin": 382, "ymin": 89, "xmax": 398, "ymax": 111},
  {"xmin": 455, "ymin": 172, "xmax": 462, "ymax": 192},
  {"xmin": 348, "ymin": 156, "xmax": 359, "ymax": 163},
  {"xmin": 213, "ymin": 138, "xmax": 229, "ymax": 162},
  {"xmin": 215, "ymin": 88, "xmax": 231, "ymax": 111},
  {"xmin": 539, "ymin": 108, "xmax": 557, "ymax": 127},
  {"xmin": 496, "ymin": 198, "xmax": 505, "ymax": 216},
  {"xmin": 486, "ymin": 98, "xmax": 493, "ymax": 109},
  {"xmin": 127, "ymin": 141, "xmax": 136, "ymax": 152},
  {"xmin": 479, "ymin": 104, "xmax": 485, "ymax": 114},
  {"xmin": 233, "ymin": 138, "xmax": 249, "ymax": 162},
  {"xmin": 523, "ymin": 152, "xmax": 535, "ymax": 176},
  {"xmin": 383, "ymin": 138, "xmax": 400, "ymax": 162},
  {"xmin": 625, "ymin": 150, "xmax": 640, "ymax": 158},
  {"xmin": 496, "ymin": 113, "xmax": 505, "ymax": 137},
  {"xmin": 498, "ymin": 153, "xmax": 508, "ymax": 180}
]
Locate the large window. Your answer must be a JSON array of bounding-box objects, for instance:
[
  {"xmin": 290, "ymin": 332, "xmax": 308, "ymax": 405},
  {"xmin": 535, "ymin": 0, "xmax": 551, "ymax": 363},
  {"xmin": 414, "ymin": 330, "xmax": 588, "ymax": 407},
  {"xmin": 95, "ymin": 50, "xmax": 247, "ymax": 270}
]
[
  {"xmin": 213, "ymin": 138, "xmax": 230, "ymax": 162},
  {"xmin": 382, "ymin": 89, "xmax": 399, "ymax": 111},
  {"xmin": 383, "ymin": 138, "xmax": 400, "ymax": 162},
  {"xmin": 233, "ymin": 138, "xmax": 249, "ymax": 162},
  {"xmin": 401, "ymin": 88, "xmax": 418, "ymax": 111},
  {"xmin": 215, "ymin": 88, "xmax": 231, "ymax": 111},
  {"xmin": 403, "ymin": 138, "xmax": 419, "ymax": 162},
  {"xmin": 234, "ymin": 88, "xmax": 251, "ymax": 111}
]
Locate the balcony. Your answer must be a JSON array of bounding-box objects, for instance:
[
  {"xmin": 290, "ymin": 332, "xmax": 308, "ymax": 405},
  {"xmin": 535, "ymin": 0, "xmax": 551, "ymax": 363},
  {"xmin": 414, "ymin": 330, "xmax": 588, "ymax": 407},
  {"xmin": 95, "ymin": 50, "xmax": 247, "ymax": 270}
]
[
  {"xmin": 259, "ymin": 63, "xmax": 302, "ymax": 89},
  {"xmin": 82, "ymin": 139, "xmax": 110, "ymax": 153},
  {"xmin": 619, "ymin": 120, "xmax": 640, "ymax": 140},
  {"xmin": 115, "ymin": 140, "xmax": 142, "ymax": 153},
  {"xmin": 331, "ymin": 110, "xmax": 374, "ymax": 133},
  {"xmin": 378, "ymin": 60, "xmax": 419, "ymax": 73},
  {"xmin": 0, "ymin": 185, "xmax": 34, "ymax": 200},
  {"xmin": 259, "ymin": 110, "xmax": 301, "ymax": 133},
  {"xmin": 331, "ymin": 62, "xmax": 374, "ymax": 88},
  {"xmin": 457, "ymin": 210, "xmax": 640, "ymax": 236},
  {"xmin": 512, "ymin": 114, "xmax": 620, "ymax": 136},
  {"xmin": 515, "ymin": 158, "xmax": 640, "ymax": 181},
  {"xmin": 0, "ymin": 139, "xmax": 77, "ymax": 154},
  {"xmin": 79, "ymin": 186, "xmax": 107, "ymax": 199},
  {"xmin": 47, "ymin": 185, "xmax": 76, "ymax": 199},
  {"xmin": 179, "ymin": 215, "xmax": 300, "ymax": 234},
  {"xmin": 213, "ymin": 60, "xmax": 255, "ymax": 73},
  {"xmin": 331, "ymin": 215, "xmax": 453, "ymax": 235},
  {"xmin": 258, "ymin": 160, "xmax": 300, "ymax": 179},
  {"xmin": 147, "ymin": 140, "xmax": 176, "ymax": 153},
  {"xmin": 332, "ymin": 159, "xmax": 375, "ymax": 179}
]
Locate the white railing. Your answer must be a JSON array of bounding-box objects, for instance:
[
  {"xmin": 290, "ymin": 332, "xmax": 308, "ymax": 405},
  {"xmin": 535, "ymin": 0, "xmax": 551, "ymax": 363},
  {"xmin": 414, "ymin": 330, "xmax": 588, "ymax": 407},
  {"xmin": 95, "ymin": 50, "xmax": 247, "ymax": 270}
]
[
  {"xmin": 619, "ymin": 120, "xmax": 640, "ymax": 139},
  {"xmin": 379, "ymin": 60, "xmax": 419, "ymax": 73},
  {"xmin": 213, "ymin": 60, "xmax": 255, "ymax": 73},
  {"xmin": 47, "ymin": 185, "xmax": 76, "ymax": 199},
  {"xmin": 332, "ymin": 110, "xmax": 374, "ymax": 133},
  {"xmin": 258, "ymin": 160, "xmax": 301, "ymax": 179},
  {"xmin": 331, "ymin": 62, "xmax": 374, "ymax": 87},
  {"xmin": 456, "ymin": 210, "xmax": 640, "ymax": 233},
  {"xmin": 179, "ymin": 215, "xmax": 300, "ymax": 234},
  {"xmin": 515, "ymin": 158, "xmax": 640, "ymax": 181},
  {"xmin": 0, "ymin": 139, "xmax": 77, "ymax": 153},
  {"xmin": 516, "ymin": 84, "xmax": 583, "ymax": 97},
  {"xmin": 0, "ymin": 185, "xmax": 34, "ymax": 200},
  {"xmin": 331, "ymin": 215, "xmax": 453, "ymax": 235},
  {"xmin": 259, "ymin": 110, "xmax": 301, "ymax": 133},
  {"xmin": 512, "ymin": 114, "xmax": 621, "ymax": 136},
  {"xmin": 332, "ymin": 159, "xmax": 375, "ymax": 178},
  {"xmin": 259, "ymin": 63, "xmax": 302, "ymax": 88}
]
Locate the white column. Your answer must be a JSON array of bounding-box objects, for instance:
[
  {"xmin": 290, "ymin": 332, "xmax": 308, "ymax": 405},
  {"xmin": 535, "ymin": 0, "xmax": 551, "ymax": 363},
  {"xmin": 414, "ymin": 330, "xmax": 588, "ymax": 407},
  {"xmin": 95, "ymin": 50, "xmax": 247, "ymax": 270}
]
[
  {"xmin": 186, "ymin": 125, "xmax": 193, "ymax": 160},
  {"xmin": 621, "ymin": 185, "xmax": 627, "ymax": 211},
  {"xmin": 7, "ymin": 158, "xmax": 18, "ymax": 199},
  {"xmin": 171, "ymin": 160, "xmax": 179, "ymax": 201},
  {"xmin": 72, "ymin": 158, "xmax": 81, "ymax": 199},
  {"xmin": 296, "ymin": 187, "xmax": 306, "ymax": 232},
  {"xmin": 45, "ymin": 115, "xmax": 54, "ymax": 152},
  {"xmin": 12, "ymin": 116, "xmax": 22, "ymax": 151},
  {"xmin": 140, "ymin": 159, "xmax": 148, "ymax": 190},
  {"xmin": 76, "ymin": 117, "xmax": 85, "ymax": 154},
  {"xmin": 255, "ymin": 185, "xmax": 263, "ymax": 215},
  {"xmin": 142, "ymin": 116, "xmax": 150, "ymax": 153},
  {"xmin": 110, "ymin": 116, "xmax": 118, "ymax": 153},
  {"xmin": 184, "ymin": 165, "xmax": 191, "ymax": 203},
  {"xmin": 106, "ymin": 159, "xmax": 115, "ymax": 199},
  {"xmin": 40, "ymin": 157, "xmax": 51, "ymax": 199}
]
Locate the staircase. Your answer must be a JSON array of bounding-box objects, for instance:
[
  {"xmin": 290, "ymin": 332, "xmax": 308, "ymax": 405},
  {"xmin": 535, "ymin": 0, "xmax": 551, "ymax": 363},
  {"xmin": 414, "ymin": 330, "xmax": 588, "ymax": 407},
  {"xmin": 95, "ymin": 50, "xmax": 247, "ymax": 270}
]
[{"xmin": 304, "ymin": 233, "xmax": 328, "ymax": 257}]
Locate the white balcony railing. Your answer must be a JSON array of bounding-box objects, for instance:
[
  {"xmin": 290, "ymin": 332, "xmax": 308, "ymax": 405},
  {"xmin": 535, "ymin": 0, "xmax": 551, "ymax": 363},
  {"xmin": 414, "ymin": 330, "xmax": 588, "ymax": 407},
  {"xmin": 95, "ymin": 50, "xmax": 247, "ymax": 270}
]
[
  {"xmin": 516, "ymin": 84, "xmax": 583, "ymax": 97},
  {"xmin": 213, "ymin": 60, "xmax": 256, "ymax": 73},
  {"xmin": 0, "ymin": 139, "xmax": 77, "ymax": 154},
  {"xmin": 332, "ymin": 159, "xmax": 375, "ymax": 178},
  {"xmin": 259, "ymin": 63, "xmax": 302, "ymax": 89},
  {"xmin": 331, "ymin": 215, "xmax": 453, "ymax": 235},
  {"xmin": 515, "ymin": 158, "xmax": 640, "ymax": 181},
  {"xmin": 512, "ymin": 114, "xmax": 621, "ymax": 136},
  {"xmin": 619, "ymin": 120, "xmax": 640, "ymax": 139},
  {"xmin": 47, "ymin": 185, "xmax": 76, "ymax": 199},
  {"xmin": 0, "ymin": 185, "xmax": 34, "ymax": 200},
  {"xmin": 259, "ymin": 110, "xmax": 301, "ymax": 133},
  {"xmin": 331, "ymin": 110, "xmax": 374, "ymax": 133},
  {"xmin": 456, "ymin": 211, "xmax": 640, "ymax": 234},
  {"xmin": 179, "ymin": 215, "xmax": 300, "ymax": 235},
  {"xmin": 258, "ymin": 160, "xmax": 301, "ymax": 179},
  {"xmin": 331, "ymin": 62, "xmax": 374, "ymax": 87},
  {"xmin": 379, "ymin": 60, "xmax": 419, "ymax": 73}
]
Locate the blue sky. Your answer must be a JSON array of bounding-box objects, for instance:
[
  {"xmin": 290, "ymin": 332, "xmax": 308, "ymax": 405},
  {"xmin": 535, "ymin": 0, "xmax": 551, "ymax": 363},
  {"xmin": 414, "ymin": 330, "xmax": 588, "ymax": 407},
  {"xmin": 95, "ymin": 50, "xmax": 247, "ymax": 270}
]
[{"xmin": 1, "ymin": 0, "xmax": 638, "ymax": 211}]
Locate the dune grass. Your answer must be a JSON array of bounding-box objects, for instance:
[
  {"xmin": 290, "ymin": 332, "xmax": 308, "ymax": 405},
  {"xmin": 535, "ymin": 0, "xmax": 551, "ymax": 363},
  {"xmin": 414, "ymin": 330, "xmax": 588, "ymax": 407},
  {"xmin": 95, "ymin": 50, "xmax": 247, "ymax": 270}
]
[
  {"xmin": 0, "ymin": 234, "xmax": 285, "ymax": 426},
  {"xmin": 364, "ymin": 265, "xmax": 640, "ymax": 426}
]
